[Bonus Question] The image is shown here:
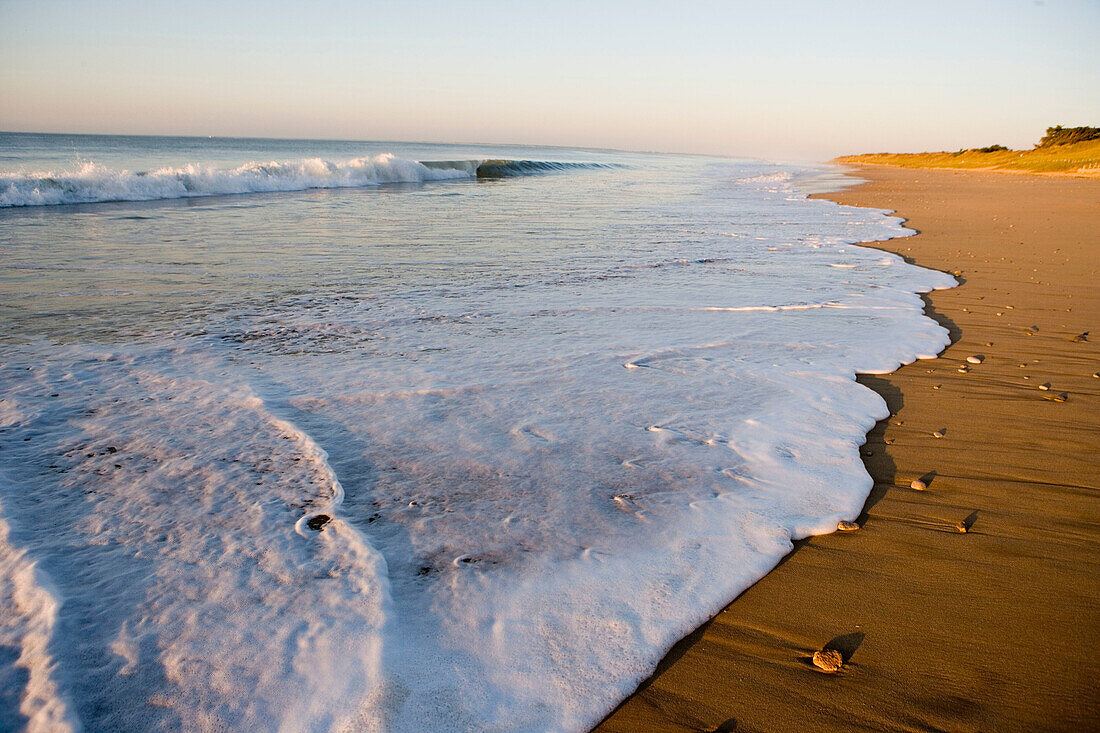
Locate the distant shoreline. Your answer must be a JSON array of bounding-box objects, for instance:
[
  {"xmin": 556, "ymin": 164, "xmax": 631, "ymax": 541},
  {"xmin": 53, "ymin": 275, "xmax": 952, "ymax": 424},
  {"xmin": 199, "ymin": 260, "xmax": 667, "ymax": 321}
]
[{"xmin": 835, "ymin": 135, "xmax": 1100, "ymax": 176}]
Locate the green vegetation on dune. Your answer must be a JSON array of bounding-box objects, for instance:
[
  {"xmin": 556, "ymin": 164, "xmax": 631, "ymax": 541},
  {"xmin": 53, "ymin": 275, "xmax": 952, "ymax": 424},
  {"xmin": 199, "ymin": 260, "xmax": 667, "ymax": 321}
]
[
  {"xmin": 837, "ymin": 126, "xmax": 1100, "ymax": 176},
  {"xmin": 1036, "ymin": 125, "xmax": 1100, "ymax": 148}
]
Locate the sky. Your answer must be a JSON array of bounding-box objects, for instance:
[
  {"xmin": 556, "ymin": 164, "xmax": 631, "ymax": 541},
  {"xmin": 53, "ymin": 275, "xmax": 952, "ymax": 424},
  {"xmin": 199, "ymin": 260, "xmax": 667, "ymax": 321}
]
[{"xmin": 1, "ymin": 0, "xmax": 1098, "ymax": 161}]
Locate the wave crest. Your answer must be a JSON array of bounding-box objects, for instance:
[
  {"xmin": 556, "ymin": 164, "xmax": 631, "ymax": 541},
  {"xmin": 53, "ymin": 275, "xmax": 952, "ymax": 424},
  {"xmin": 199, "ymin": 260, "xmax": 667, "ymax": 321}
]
[{"xmin": 0, "ymin": 154, "xmax": 612, "ymax": 207}]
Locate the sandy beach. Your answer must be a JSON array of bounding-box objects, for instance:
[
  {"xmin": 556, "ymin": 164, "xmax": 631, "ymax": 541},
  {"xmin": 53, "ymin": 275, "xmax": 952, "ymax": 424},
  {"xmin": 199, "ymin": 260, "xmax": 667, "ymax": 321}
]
[{"xmin": 596, "ymin": 166, "xmax": 1100, "ymax": 732}]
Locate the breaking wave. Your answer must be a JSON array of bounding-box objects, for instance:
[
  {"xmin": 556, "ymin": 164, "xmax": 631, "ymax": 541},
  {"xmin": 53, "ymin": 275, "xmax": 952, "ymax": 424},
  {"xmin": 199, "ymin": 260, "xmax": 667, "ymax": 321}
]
[{"xmin": 0, "ymin": 155, "xmax": 614, "ymax": 207}]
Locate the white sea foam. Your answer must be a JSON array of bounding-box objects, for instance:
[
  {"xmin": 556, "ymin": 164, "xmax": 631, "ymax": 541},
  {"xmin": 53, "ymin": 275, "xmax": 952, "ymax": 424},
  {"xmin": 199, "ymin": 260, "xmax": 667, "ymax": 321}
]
[
  {"xmin": 0, "ymin": 488, "xmax": 77, "ymax": 732},
  {"xmin": 0, "ymin": 146, "xmax": 957, "ymax": 731},
  {"xmin": 0, "ymin": 360, "xmax": 393, "ymax": 730}
]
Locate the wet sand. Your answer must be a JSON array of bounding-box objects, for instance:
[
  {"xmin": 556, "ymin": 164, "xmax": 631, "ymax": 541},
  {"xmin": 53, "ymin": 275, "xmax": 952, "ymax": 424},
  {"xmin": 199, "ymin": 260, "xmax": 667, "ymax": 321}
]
[{"xmin": 596, "ymin": 166, "xmax": 1100, "ymax": 732}]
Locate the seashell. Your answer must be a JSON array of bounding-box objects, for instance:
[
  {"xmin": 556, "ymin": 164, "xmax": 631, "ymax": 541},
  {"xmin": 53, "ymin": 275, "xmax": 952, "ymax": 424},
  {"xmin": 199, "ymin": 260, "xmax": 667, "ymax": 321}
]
[
  {"xmin": 910, "ymin": 478, "xmax": 928, "ymax": 490},
  {"xmin": 812, "ymin": 648, "xmax": 844, "ymax": 673},
  {"xmin": 966, "ymin": 355, "xmax": 985, "ymax": 364},
  {"xmin": 836, "ymin": 520, "xmax": 860, "ymax": 531}
]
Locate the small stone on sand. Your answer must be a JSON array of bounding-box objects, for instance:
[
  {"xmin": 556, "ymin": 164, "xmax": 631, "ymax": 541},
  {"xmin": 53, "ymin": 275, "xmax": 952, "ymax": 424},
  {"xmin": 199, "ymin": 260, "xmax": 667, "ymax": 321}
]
[
  {"xmin": 837, "ymin": 520, "xmax": 860, "ymax": 531},
  {"xmin": 957, "ymin": 365, "xmax": 969, "ymax": 373},
  {"xmin": 932, "ymin": 429, "xmax": 946, "ymax": 438},
  {"xmin": 911, "ymin": 478, "xmax": 928, "ymax": 490},
  {"xmin": 812, "ymin": 648, "xmax": 844, "ymax": 673},
  {"xmin": 1053, "ymin": 392, "xmax": 1068, "ymax": 402},
  {"xmin": 1093, "ymin": 372, "xmax": 1099, "ymax": 379},
  {"xmin": 955, "ymin": 521, "xmax": 969, "ymax": 533},
  {"xmin": 1070, "ymin": 331, "xmax": 1088, "ymax": 343},
  {"xmin": 1038, "ymin": 382, "xmax": 1051, "ymax": 391},
  {"xmin": 966, "ymin": 355, "xmax": 985, "ymax": 364},
  {"xmin": 306, "ymin": 514, "xmax": 331, "ymax": 532}
]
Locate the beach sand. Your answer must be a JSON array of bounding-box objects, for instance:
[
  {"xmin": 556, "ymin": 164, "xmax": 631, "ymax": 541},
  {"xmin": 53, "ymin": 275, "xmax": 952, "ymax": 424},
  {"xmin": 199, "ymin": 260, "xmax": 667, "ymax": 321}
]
[{"xmin": 595, "ymin": 166, "xmax": 1099, "ymax": 732}]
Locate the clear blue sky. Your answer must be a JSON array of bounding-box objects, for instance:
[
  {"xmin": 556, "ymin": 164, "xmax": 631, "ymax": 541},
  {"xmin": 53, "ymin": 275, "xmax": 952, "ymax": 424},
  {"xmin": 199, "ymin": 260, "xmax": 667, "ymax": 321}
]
[{"xmin": 2, "ymin": 0, "xmax": 1097, "ymax": 160}]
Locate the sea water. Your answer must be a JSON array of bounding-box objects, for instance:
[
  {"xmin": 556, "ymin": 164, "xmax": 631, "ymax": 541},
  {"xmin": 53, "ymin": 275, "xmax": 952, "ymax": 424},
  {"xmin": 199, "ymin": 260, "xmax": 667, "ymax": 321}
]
[{"xmin": 0, "ymin": 133, "xmax": 954, "ymax": 731}]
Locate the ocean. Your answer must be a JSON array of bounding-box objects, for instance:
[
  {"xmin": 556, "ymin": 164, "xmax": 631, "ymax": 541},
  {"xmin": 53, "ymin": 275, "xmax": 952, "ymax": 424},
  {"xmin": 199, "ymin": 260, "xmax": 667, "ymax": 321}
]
[{"xmin": 0, "ymin": 132, "xmax": 954, "ymax": 731}]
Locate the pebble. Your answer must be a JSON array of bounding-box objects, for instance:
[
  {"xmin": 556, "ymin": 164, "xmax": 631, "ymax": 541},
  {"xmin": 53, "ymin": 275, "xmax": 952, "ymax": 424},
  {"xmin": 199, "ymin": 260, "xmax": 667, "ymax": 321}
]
[
  {"xmin": 957, "ymin": 365, "xmax": 969, "ymax": 373},
  {"xmin": 955, "ymin": 521, "xmax": 970, "ymax": 533},
  {"xmin": 911, "ymin": 478, "xmax": 928, "ymax": 490},
  {"xmin": 1070, "ymin": 332, "xmax": 1089, "ymax": 343},
  {"xmin": 933, "ymin": 384, "xmax": 941, "ymax": 390},
  {"xmin": 1093, "ymin": 372, "xmax": 1099, "ymax": 379},
  {"xmin": 306, "ymin": 514, "xmax": 331, "ymax": 532},
  {"xmin": 837, "ymin": 520, "xmax": 860, "ymax": 531},
  {"xmin": 966, "ymin": 355, "xmax": 985, "ymax": 364},
  {"xmin": 932, "ymin": 429, "xmax": 946, "ymax": 438},
  {"xmin": 812, "ymin": 649, "xmax": 844, "ymax": 673},
  {"xmin": 1053, "ymin": 392, "xmax": 1068, "ymax": 402},
  {"xmin": 1038, "ymin": 383, "xmax": 1051, "ymax": 391}
]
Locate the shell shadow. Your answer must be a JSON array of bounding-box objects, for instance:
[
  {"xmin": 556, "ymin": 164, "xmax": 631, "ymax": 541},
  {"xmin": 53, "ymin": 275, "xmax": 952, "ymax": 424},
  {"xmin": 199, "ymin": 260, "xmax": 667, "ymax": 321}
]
[{"xmin": 823, "ymin": 631, "xmax": 865, "ymax": 663}]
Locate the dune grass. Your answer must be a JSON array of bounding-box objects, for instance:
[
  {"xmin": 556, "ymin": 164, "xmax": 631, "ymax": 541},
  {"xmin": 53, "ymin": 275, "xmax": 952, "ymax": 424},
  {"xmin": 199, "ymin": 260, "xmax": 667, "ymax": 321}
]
[{"xmin": 836, "ymin": 138, "xmax": 1100, "ymax": 176}]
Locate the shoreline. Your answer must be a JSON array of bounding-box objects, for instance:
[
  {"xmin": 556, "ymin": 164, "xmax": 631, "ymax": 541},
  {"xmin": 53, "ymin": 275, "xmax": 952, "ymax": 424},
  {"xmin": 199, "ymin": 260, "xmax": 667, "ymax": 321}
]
[{"xmin": 596, "ymin": 165, "xmax": 1099, "ymax": 732}]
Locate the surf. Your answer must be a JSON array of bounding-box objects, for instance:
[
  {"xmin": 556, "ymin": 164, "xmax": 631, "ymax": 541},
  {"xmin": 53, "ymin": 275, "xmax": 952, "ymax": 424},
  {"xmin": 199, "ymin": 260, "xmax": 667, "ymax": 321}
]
[{"xmin": 0, "ymin": 155, "xmax": 614, "ymax": 207}]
